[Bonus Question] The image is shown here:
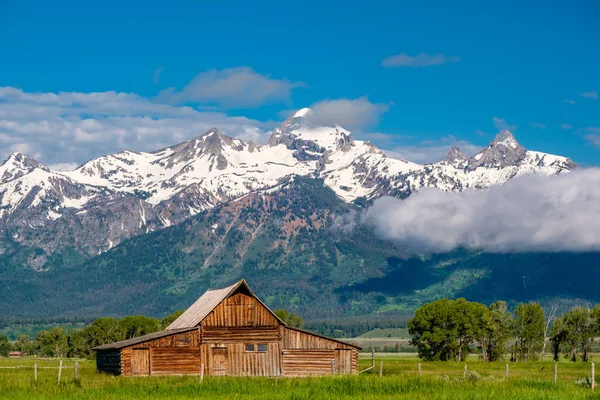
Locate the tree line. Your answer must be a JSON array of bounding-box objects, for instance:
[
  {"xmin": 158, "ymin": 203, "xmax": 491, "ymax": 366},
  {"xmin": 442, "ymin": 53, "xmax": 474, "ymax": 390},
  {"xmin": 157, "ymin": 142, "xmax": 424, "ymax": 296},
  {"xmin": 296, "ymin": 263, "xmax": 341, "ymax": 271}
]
[
  {"xmin": 1, "ymin": 311, "xmax": 183, "ymax": 359},
  {"xmin": 409, "ymin": 299, "xmax": 600, "ymax": 362},
  {"xmin": 0, "ymin": 309, "xmax": 303, "ymax": 359}
]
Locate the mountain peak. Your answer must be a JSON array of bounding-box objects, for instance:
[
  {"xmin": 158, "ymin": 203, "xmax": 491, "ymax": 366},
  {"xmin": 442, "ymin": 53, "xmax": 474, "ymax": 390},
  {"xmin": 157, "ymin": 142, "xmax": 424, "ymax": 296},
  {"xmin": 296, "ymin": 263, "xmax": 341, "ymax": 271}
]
[
  {"xmin": 467, "ymin": 131, "xmax": 527, "ymax": 171},
  {"xmin": 440, "ymin": 146, "xmax": 468, "ymax": 168},
  {"xmin": 0, "ymin": 152, "xmax": 46, "ymax": 183},
  {"xmin": 490, "ymin": 130, "xmax": 520, "ymax": 149}
]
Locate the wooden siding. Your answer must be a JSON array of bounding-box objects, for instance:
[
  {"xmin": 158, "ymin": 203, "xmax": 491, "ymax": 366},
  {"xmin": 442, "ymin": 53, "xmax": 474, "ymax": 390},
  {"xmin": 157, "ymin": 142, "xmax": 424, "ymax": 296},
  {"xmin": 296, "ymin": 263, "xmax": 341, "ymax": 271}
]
[
  {"xmin": 201, "ymin": 342, "xmax": 281, "ymax": 376},
  {"xmin": 96, "ymin": 350, "xmax": 121, "ymax": 375},
  {"xmin": 282, "ymin": 327, "xmax": 358, "ymax": 375},
  {"xmin": 282, "ymin": 350, "xmax": 336, "ymax": 376},
  {"xmin": 121, "ymin": 348, "xmax": 132, "ymax": 375},
  {"xmin": 121, "ymin": 330, "xmax": 201, "ymax": 376},
  {"xmin": 202, "ymin": 326, "xmax": 280, "ymax": 343},
  {"xmin": 150, "ymin": 348, "xmax": 201, "ymax": 375},
  {"xmin": 203, "ymin": 293, "xmax": 279, "ymax": 327},
  {"xmin": 283, "ymin": 327, "xmax": 355, "ymax": 350}
]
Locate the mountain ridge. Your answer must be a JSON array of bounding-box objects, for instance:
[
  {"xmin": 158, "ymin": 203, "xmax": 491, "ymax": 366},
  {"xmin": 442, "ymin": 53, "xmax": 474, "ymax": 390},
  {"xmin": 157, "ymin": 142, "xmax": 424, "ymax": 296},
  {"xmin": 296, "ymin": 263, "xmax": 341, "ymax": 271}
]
[{"xmin": 0, "ymin": 111, "xmax": 577, "ymax": 269}]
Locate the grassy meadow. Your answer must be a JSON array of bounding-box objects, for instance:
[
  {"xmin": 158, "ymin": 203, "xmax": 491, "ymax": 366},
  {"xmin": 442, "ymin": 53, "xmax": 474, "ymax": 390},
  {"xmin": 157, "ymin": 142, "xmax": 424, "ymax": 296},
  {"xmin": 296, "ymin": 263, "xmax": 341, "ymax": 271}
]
[{"xmin": 0, "ymin": 356, "xmax": 599, "ymax": 399}]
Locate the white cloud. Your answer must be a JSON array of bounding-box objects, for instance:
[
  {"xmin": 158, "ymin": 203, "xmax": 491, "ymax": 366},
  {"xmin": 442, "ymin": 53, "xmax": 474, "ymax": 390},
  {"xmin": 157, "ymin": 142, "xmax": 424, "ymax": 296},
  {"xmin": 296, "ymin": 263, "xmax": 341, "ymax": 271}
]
[
  {"xmin": 0, "ymin": 86, "xmax": 272, "ymax": 166},
  {"xmin": 381, "ymin": 53, "xmax": 461, "ymax": 68},
  {"xmin": 585, "ymin": 135, "xmax": 600, "ymax": 148},
  {"xmin": 304, "ymin": 97, "xmax": 389, "ymax": 130},
  {"xmin": 359, "ymin": 169, "xmax": 600, "ymax": 254},
  {"xmin": 492, "ymin": 116, "xmax": 517, "ymax": 131},
  {"xmin": 157, "ymin": 67, "xmax": 305, "ymax": 107},
  {"xmin": 153, "ymin": 67, "xmax": 164, "ymax": 84},
  {"xmin": 48, "ymin": 162, "xmax": 79, "ymax": 172},
  {"xmin": 384, "ymin": 136, "xmax": 481, "ymax": 164},
  {"xmin": 563, "ymin": 99, "xmax": 575, "ymax": 105},
  {"xmin": 560, "ymin": 124, "xmax": 573, "ymax": 130},
  {"xmin": 529, "ymin": 122, "xmax": 546, "ymax": 129},
  {"xmin": 581, "ymin": 91, "xmax": 598, "ymax": 100}
]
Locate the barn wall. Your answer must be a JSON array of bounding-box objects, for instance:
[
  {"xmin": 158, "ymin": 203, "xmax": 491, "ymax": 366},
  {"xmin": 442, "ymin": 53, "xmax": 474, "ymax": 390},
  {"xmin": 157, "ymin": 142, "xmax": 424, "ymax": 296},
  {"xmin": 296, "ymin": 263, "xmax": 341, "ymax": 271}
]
[
  {"xmin": 283, "ymin": 327, "xmax": 355, "ymax": 350},
  {"xmin": 282, "ymin": 349, "xmax": 336, "ymax": 376},
  {"xmin": 202, "ymin": 326, "xmax": 280, "ymax": 342},
  {"xmin": 200, "ymin": 342, "xmax": 281, "ymax": 376},
  {"xmin": 96, "ymin": 350, "xmax": 121, "ymax": 375},
  {"xmin": 282, "ymin": 327, "xmax": 359, "ymax": 375},
  {"xmin": 203, "ymin": 293, "xmax": 279, "ymax": 327},
  {"xmin": 121, "ymin": 330, "xmax": 201, "ymax": 376}
]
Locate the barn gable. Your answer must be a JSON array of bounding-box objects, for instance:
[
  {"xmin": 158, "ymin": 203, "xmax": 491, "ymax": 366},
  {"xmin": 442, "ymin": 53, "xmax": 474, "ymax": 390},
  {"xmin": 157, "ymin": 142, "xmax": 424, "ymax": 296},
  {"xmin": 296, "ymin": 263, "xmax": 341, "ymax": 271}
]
[{"xmin": 167, "ymin": 279, "xmax": 284, "ymax": 330}]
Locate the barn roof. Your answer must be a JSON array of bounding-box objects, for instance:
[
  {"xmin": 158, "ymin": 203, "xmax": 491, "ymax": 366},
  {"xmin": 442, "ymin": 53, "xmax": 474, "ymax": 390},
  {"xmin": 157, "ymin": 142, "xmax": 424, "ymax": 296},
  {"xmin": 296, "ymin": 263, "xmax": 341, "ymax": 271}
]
[
  {"xmin": 166, "ymin": 279, "xmax": 285, "ymax": 330},
  {"xmin": 92, "ymin": 327, "xmax": 196, "ymax": 350}
]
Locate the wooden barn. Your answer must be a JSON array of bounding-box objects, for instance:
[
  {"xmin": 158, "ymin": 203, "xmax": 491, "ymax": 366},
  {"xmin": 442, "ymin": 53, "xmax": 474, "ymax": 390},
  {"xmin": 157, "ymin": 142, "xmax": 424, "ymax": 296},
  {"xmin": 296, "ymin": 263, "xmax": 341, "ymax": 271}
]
[{"xmin": 94, "ymin": 279, "xmax": 360, "ymax": 377}]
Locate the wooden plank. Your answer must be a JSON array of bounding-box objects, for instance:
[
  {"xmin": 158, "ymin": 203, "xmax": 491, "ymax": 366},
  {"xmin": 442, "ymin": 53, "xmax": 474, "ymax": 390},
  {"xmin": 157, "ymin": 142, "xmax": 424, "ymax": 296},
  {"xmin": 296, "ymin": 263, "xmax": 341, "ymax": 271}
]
[
  {"xmin": 131, "ymin": 349, "xmax": 150, "ymax": 376},
  {"xmin": 203, "ymin": 293, "xmax": 279, "ymax": 327}
]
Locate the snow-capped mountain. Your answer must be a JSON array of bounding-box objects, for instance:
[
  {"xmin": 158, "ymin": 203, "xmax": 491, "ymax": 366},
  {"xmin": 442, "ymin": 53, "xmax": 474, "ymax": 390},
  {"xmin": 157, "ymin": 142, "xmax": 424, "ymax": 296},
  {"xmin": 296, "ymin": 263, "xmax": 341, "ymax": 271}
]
[{"xmin": 0, "ymin": 109, "xmax": 576, "ymax": 268}]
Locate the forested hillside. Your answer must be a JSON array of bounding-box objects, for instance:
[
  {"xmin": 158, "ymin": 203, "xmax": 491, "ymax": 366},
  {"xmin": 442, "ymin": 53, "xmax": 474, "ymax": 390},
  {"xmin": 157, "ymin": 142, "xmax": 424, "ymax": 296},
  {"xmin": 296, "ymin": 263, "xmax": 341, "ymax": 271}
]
[{"xmin": 1, "ymin": 177, "xmax": 600, "ymax": 320}]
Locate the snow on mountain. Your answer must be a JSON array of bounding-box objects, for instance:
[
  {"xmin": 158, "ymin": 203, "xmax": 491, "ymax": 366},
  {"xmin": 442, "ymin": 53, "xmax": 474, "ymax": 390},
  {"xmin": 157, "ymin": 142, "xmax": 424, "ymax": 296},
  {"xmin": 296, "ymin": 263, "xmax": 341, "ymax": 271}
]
[
  {"xmin": 0, "ymin": 109, "xmax": 577, "ymax": 267},
  {"xmin": 0, "ymin": 153, "xmax": 46, "ymax": 184}
]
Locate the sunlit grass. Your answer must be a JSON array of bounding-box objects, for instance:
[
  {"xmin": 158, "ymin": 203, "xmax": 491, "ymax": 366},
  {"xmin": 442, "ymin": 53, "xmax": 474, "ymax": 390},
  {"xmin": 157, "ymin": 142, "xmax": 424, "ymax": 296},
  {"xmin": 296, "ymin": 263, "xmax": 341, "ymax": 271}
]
[{"xmin": 0, "ymin": 357, "xmax": 597, "ymax": 399}]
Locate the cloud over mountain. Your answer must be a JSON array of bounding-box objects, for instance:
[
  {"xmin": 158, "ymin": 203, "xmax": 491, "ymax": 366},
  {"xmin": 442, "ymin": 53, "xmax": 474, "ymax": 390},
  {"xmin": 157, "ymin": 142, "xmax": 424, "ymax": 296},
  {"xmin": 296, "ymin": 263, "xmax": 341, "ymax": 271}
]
[
  {"xmin": 304, "ymin": 97, "xmax": 389, "ymax": 130},
  {"xmin": 0, "ymin": 86, "xmax": 272, "ymax": 165},
  {"xmin": 360, "ymin": 169, "xmax": 600, "ymax": 254}
]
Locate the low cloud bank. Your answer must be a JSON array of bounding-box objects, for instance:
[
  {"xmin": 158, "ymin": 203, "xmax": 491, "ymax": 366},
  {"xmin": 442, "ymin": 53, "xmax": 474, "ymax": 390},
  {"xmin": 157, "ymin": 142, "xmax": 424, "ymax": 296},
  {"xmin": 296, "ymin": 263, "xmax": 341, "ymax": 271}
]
[{"xmin": 359, "ymin": 169, "xmax": 600, "ymax": 254}]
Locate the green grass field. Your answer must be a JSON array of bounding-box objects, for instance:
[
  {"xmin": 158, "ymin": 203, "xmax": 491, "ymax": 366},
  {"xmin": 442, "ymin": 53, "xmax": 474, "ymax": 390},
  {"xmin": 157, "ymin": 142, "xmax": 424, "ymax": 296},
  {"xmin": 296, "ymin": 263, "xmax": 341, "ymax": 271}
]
[{"xmin": 0, "ymin": 357, "xmax": 598, "ymax": 399}]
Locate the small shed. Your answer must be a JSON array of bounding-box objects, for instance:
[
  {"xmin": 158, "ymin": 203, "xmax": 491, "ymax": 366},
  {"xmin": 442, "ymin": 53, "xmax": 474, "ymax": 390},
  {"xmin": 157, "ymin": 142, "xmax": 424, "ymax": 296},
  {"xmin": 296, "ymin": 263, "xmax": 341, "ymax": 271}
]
[{"xmin": 94, "ymin": 279, "xmax": 360, "ymax": 376}]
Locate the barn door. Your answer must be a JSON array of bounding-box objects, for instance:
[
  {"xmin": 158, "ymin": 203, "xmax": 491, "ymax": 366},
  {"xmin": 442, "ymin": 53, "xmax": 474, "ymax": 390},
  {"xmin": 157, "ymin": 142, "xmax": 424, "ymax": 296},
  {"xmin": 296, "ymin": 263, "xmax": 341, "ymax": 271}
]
[
  {"xmin": 335, "ymin": 349, "xmax": 352, "ymax": 374},
  {"xmin": 132, "ymin": 348, "xmax": 150, "ymax": 376},
  {"xmin": 212, "ymin": 347, "xmax": 228, "ymax": 376}
]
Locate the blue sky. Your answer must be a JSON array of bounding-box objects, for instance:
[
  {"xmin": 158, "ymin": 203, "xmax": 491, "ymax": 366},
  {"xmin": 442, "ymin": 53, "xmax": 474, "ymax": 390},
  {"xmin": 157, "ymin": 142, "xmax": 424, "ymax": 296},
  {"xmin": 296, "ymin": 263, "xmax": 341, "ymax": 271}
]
[{"xmin": 0, "ymin": 0, "xmax": 599, "ymax": 167}]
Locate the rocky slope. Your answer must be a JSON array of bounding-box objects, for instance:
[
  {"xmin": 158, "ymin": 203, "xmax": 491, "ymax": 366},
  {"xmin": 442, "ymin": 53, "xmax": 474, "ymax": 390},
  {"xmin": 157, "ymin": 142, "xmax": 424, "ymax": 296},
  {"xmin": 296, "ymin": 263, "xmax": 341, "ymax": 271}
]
[
  {"xmin": 0, "ymin": 109, "xmax": 576, "ymax": 268},
  {"xmin": 2, "ymin": 177, "xmax": 598, "ymax": 320}
]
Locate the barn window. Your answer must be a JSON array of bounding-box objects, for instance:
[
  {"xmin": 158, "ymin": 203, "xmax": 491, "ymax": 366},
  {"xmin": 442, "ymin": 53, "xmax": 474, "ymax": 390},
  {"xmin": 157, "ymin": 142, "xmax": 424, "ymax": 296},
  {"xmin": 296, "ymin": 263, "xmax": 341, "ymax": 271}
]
[
  {"xmin": 257, "ymin": 344, "xmax": 267, "ymax": 352},
  {"xmin": 245, "ymin": 344, "xmax": 255, "ymax": 352}
]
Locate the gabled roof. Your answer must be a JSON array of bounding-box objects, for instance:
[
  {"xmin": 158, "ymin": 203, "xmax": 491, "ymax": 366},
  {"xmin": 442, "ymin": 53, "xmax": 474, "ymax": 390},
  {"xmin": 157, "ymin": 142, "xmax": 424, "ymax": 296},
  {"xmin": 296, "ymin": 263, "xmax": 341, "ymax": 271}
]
[
  {"xmin": 93, "ymin": 327, "xmax": 196, "ymax": 351},
  {"xmin": 166, "ymin": 279, "xmax": 285, "ymax": 330}
]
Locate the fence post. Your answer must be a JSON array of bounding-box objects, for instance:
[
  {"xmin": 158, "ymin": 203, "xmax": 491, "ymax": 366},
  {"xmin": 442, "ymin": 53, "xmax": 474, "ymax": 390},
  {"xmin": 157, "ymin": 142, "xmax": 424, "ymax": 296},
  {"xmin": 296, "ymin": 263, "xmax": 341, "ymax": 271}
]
[
  {"xmin": 200, "ymin": 363, "xmax": 204, "ymax": 382},
  {"xmin": 75, "ymin": 361, "xmax": 79, "ymax": 379},
  {"xmin": 34, "ymin": 363, "xmax": 37, "ymax": 384},
  {"xmin": 57, "ymin": 360, "xmax": 63, "ymax": 385},
  {"xmin": 463, "ymin": 364, "xmax": 467, "ymax": 379},
  {"xmin": 371, "ymin": 349, "xmax": 375, "ymax": 370},
  {"xmin": 418, "ymin": 362, "xmax": 422, "ymax": 377},
  {"xmin": 592, "ymin": 362, "xmax": 595, "ymax": 391},
  {"xmin": 554, "ymin": 363, "xmax": 557, "ymax": 384},
  {"xmin": 505, "ymin": 364, "xmax": 509, "ymax": 381},
  {"xmin": 379, "ymin": 361, "xmax": 383, "ymax": 378}
]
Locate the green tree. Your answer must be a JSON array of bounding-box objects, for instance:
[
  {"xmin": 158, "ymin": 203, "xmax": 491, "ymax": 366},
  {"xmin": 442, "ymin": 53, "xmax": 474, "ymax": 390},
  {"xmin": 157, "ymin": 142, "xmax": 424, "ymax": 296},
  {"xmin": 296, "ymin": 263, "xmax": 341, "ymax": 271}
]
[
  {"xmin": 408, "ymin": 298, "xmax": 489, "ymax": 361},
  {"xmin": 15, "ymin": 335, "xmax": 32, "ymax": 354},
  {"xmin": 479, "ymin": 301, "xmax": 513, "ymax": 361},
  {"xmin": 67, "ymin": 329, "xmax": 90, "ymax": 358},
  {"xmin": 551, "ymin": 306, "xmax": 595, "ymax": 362},
  {"xmin": 0, "ymin": 335, "xmax": 13, "ymax": 356},
  {"xmin": 274, "ymin": 309, "xmax": 303, "ymax": 328},
  {"xmin": 81, "ymin": 317, "xmax": 125, "ymax": 357},
  {"xmin": 512, "ymin": 302, "xmax": 545, "ymax": 361},
  {"xmin": 33, "ymin": 328, "xmax": 68, "ymax": 357},
  {"xmin": 550, "ymin": 316, "xmax": 568, "ymax": 362},
  {"xmin": 120, "ymin": 315, "xmax": 160, "ymax": 339}
]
